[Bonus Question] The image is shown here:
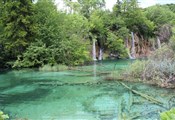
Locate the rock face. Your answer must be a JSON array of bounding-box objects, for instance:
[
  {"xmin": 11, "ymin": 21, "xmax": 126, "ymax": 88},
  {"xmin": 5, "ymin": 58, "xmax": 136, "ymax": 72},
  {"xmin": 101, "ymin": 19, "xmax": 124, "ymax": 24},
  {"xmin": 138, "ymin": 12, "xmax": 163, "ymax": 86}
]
[
  {"xmin": 92, "ymin": 30, "xmax": 169, "ymax": 60},
  {"xmin": 126, "ymin": 25, "xmax": 172, "ymax": 59},
  {"xmin": 126, "ymin": 33, "xmax": 155, "ymax": 59}
]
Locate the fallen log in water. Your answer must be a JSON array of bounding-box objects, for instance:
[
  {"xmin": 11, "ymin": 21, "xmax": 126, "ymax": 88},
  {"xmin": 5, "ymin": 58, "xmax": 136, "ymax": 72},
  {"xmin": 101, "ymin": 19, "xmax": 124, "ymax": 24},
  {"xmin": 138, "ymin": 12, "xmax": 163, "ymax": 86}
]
[
  {"xmin": 66, "ymin": 74, "xmax": 93, "ymax": 77},
  {"xmin": 69, "ymin": 68, "xmax": 94, "ymax": 72},
  {"xmin": 66, "ymin": 72, "xmax": 110, "ymax": 77},
  {"xmin": 105, "ymin": 76, "xmax": 124, "ymax": 81},
  {"xmin": 120, "ymin": 82, "xmax": 163, "ymax": 105},
  {"xmin": 35, "ymin": 81, "xmax": 103, "ymax": 86}
]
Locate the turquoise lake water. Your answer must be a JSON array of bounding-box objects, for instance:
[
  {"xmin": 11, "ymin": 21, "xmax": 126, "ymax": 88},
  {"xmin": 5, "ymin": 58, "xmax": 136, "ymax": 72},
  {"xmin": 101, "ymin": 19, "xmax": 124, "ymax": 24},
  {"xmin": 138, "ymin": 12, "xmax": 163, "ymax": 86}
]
[{"xmin": 0, "ymin": 60, "xmax": 175, "ymax": 120}]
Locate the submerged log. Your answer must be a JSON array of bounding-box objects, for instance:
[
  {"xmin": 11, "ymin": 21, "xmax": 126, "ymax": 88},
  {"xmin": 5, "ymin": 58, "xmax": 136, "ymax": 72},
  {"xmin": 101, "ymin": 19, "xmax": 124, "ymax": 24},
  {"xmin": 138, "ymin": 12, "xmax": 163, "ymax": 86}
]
[
  {"xmin": 66, "ymin": 72, "xmax": 110, "ymax": 77},
  {"xmin": 120, "ymin": 82, "xmax": 163, "ymax": 105},
  {"xmin": 105, "ymin": 76, "xmax": 124, "ymax": 81},
  {"xmin": 36, "ymin": 81, "xmax": 103, "ymax": 86}
]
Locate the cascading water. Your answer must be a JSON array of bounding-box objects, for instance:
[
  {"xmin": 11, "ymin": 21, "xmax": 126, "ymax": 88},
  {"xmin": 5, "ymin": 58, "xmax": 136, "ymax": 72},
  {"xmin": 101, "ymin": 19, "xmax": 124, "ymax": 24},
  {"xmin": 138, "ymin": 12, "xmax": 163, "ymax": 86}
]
[
  {"xmin": 130, "ymin": 32, "xmax": 135, "ymax": 59},
  {"xmin": 98, "ymin": 48, "xmax": 103, "ymax": 61},
  {"xmin": 128, "ymin": 51, "xmax": 133, "ymax": 59},
  {"xmin": 125, "ymin": 38, "xmax": 133, "ymax": 59},
  {"xmin": 157, "ymin": 36, "xmax": 161, "ymax": 48},
  {"xmin": 93, "ymin": 39, "xmax": 97, "ymax": 61},
  {"xmin": 152, "ymin": 40, "xmax": 156, "ymax": 50}
]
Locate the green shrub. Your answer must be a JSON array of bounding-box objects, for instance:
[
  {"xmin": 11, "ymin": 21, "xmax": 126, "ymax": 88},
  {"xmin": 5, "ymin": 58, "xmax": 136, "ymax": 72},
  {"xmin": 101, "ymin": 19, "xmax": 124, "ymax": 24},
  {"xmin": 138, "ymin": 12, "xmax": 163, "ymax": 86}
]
[
  {"xmin": 106, "ymin": 32, "xmax": 128, "ymax": 58},
  {"xmin": 125, "ymin": 60, "xmax": 147, "ymax": 78},
  {"xmin": 13, "ymin": 41, "xmax": 52, "ymax": 68},
  {"xmin": 149, "ymin": 44, "xmax": 175, "ymax": 61},
  {"xmin": 13, "ymin": 37, "xmax": 90, "ymax": 68},
  {"xmin": 0, "ymin": 111, "xmax": 9, "ymax": 120},
  {"xmin": 160, "ymin": 108, "xmax": 175, "ymax": 120},
  {"xmin": 123, "ymin": 44, "xmax": 175, "ymax": 87},
  {"xmin": 52, "ymin": 35, "xmax": 91, "ymax": 66}
]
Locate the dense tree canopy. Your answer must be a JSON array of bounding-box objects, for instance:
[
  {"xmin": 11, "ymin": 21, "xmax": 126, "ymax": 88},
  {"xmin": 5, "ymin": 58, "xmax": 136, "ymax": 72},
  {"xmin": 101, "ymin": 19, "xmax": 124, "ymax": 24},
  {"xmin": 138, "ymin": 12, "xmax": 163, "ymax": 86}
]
[
  {"xmin": 145, "ymin": 5, "xmax": 175, "ymax": 26},
  {"xmin": 0, "ymin": 0, "xmax": 36, "ymax": 68},
  {"xmin": 1, "ymin": 0, "xmax": 36, "ymax": 56},
  {"xmin": 145, "ymin": 5, "xmax": 175, "ymax": 42},
  {"xmin": 0, "ymin": 0, "xmax": 174, "ymax": 68}
]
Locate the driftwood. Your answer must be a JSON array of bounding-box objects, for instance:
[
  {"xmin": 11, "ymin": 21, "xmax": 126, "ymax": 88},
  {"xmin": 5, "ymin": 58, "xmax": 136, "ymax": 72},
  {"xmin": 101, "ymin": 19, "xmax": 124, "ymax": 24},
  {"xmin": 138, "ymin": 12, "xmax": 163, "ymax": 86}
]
[{"xmin": 120, "ymin": 82, "xmax": 163, "ymax": 105}]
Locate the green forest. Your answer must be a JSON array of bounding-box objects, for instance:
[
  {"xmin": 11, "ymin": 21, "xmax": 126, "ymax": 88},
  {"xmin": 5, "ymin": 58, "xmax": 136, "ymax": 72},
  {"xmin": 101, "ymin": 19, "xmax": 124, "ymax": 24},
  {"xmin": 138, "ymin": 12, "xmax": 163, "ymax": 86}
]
[
  {"xmin": 0, "ymin": 0, "xmax": 174, "ymax": 67},
  {"xmin": 1, "ymin": 0, "xmax": 175, "ymax": 119}
]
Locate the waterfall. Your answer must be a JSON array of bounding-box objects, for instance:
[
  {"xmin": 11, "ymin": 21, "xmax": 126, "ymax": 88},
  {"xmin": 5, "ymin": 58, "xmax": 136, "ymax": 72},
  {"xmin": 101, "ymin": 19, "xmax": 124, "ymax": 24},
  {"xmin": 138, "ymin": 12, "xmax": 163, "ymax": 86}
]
[
  {"xmin": 128, "ymin": 51, "xmax": 133, "ymax": 59},
  {"xmin": 98, "ymin": 48, "xmax": 103, "ymax": 61},
  {"xmin": 130, "ymin": 32, "xmax": 135, "ymax": 59},
  {"xmin": 157, "ymin": 37, "xmax": 161, "ymax": 49},
  {"xmin": 152, "ymin": 40, "xmax": 156, "ymax": 51},
  {"xmin": 92, "ymin": 39, "xmax": 97, "ymax": 61},
  {"xmin": 125, "ymin": 38, "xmax": 133, "ymax": 59}
]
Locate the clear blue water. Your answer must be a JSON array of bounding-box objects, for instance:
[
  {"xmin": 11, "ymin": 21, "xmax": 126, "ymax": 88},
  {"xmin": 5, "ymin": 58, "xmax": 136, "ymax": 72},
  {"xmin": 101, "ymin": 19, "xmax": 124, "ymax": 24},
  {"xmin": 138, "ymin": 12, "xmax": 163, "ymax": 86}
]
[{"xmin": 0, "ymin": 60, "xmax": 175, "ymax": 120}]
